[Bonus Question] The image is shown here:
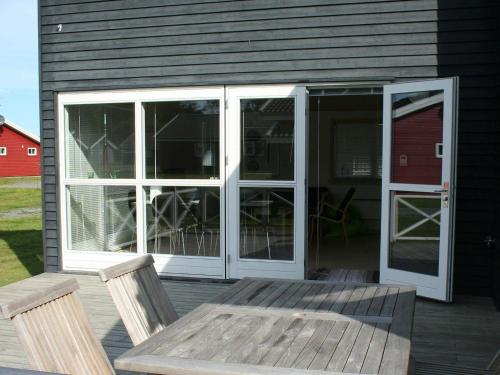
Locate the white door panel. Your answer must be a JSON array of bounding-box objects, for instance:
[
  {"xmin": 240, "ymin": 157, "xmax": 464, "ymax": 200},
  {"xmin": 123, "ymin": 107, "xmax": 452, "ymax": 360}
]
[{"xmin": 380, "ymin": 78, "xmax": 458, "ymax": 301}]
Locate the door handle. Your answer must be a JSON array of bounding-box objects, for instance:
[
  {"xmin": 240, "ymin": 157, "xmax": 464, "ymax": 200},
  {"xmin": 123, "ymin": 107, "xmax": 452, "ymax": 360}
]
[{"xmin": 435, "ymin": 186, "xmax": 450, "ymax": 208}]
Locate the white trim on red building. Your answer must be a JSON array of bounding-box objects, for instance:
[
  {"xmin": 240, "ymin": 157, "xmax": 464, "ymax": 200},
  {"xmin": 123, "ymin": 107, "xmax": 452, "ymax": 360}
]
[{"xmin": 1, "ymin": 118, "xmax": 40, "ymax": 144}]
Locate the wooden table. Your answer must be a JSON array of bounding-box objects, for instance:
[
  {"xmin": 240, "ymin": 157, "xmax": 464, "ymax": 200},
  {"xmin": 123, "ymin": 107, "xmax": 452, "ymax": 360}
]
[{"xmin": 115, "ymin": 278, "xmax": 416, "ymax": 375}]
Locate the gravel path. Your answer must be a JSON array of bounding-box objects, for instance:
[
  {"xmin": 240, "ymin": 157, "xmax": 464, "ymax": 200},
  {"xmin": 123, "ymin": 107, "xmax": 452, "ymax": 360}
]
[
  {"xmin": 0, "ymin": 207, "xmax": 42, "ymax": 218},
  {"xmin": 0, "ymin": 182, "xmax": 41, "ymax": 189}
]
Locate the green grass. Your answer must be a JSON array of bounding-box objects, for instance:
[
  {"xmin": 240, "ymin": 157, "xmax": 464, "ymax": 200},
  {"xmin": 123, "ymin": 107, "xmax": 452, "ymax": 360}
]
[
  {"xmin": 0, "ymin": 188, "xmax": 41, "ymax": 211},
  {"xmin": 0, "ymin": 178, "xmax": 43, "ymax": 287}
]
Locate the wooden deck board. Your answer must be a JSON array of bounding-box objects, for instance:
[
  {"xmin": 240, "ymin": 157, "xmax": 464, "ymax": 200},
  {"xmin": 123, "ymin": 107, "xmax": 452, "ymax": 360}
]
[{"xmin": 0, "ymin": 273, "xmax": 499, "ymax": 372}]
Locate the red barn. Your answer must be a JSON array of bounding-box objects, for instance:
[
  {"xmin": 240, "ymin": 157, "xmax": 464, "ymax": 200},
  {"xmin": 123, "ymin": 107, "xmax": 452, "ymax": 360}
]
[
  {"xmin": 0, "ymin": 119, "xmax": 40, "ymax": 177},
  {"xmin": 391, "ymin": 93, "xmax": 443, "ymax": 185}
]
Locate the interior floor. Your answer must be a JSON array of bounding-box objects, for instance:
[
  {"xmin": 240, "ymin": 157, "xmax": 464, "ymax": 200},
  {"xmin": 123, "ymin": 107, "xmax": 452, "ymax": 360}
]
[
  {"xmin": 307, "ymin": 92, "xmax": 383, "ymax": 277},
  {"xmin": 308, "ymin": 234, "xmax": 380, "ymax": 272}
]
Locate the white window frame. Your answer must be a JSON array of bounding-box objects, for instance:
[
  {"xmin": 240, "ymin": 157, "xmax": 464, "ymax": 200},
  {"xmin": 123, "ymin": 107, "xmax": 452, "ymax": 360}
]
[
  {"xmin": 58, "ymin": 87, "xmax": 226, "ymax": 278},
  {"xmin": 27, "ymin": 147, "xmax": 37, "ymax": 156},
  {"xmin": 0, "ymin": 146, "xmax": 6, "ymax": 156}
]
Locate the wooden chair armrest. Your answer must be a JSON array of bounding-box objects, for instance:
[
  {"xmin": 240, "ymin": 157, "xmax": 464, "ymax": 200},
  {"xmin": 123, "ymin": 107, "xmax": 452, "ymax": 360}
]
[
  {"xmin": 315, "ymin": 215, "xmax": 340, "ymax": 223},
  {"xmin": 322, "ymin": 202, "xmax": 345, "ymax": 214}
]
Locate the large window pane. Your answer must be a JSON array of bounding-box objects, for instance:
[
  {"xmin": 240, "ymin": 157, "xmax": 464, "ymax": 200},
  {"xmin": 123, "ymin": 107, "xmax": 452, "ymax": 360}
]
[
  {"xmin": 67, "ymin": 185, "xmax": 136, "ymax": 252},
  {"xmin": 391, "ymin": 90, "xmax": 443, "ymax": 185},
  {"xmin": 65, "ymin": 103, "xmax": 135, "ymax": 179},
  {"xmin": 144, "ymin": 101, "xmax": 220, "ymax": 179},
  {"xmin": 389, "ymin": 192, "xmax": 440, "ymax": 276},
  {"xmin": 240, "ymin": 187, "xmax": 294, "ymax": 260},
  {"xmin": 145, "ymin": 186, "xmax": 220, "ymax": 257},
  {"xmin": 240, "ymin": 98, "xmax": 294, "ymax": 180}
]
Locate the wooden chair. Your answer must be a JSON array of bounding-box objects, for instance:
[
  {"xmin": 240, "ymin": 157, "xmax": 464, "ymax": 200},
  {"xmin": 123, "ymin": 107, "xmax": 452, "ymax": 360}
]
[
  {"xmin": 0, "ymin": 367, "xmax": 60, "ymax": 374},
  {"xmin": 99, "ymin": 254, "xmax": 178, "ymax": 345},
  {"xmin": 416, "ymin": 350, "xmax": 500, "ymax": 375},
  {"xmin": 309, "ymin": 187, "xmax": 356, "ymax": 245},
  {"xmin": 0, "ymin": 279, "xmax": 115, "ymax": 375}
]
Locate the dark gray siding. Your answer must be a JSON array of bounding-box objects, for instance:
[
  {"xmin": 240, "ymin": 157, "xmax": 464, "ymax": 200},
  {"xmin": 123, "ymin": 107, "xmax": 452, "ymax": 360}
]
[
  {"xmin": 436, "ymin": 1, "xmax": 499, "ymax": 295},
  {"xmin": 492, "ymin": 4, "xmax": 500, "ymax": 308},
  {"xmin": 39, "ymin": 0, "xmax": 499, "ymax": 294}
]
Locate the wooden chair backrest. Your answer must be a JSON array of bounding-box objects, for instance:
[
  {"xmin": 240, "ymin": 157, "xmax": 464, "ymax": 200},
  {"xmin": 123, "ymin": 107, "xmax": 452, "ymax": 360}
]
[
  {"xmin": 318, "ymin": 187, "xmax": 356, "ymax": 221},
  {"xmin": 99, "ymin": 254, "xmax": 178, "ymax": 345},
  {"xmin": 1, "ymin": 279, "xmax": 114, "ymax": 375}
]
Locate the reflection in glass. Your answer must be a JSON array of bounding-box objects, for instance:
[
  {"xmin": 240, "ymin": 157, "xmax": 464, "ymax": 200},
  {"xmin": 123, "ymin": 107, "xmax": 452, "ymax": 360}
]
[
  {"xmin": 389, "ymin": 192, "xmax": 440, "ymax": 275},
  {"xmin": 65, "ymin": 103, "xmax": 135, "ymax": 179},
  {"xmin": 145, "ymin": 186, "xmax": 220, "ymax": 256},
  {"xmin": 144, "ymin": 101, "xmax": 219, "ymax": 179},
  {"xmin": 67, "ymin": 185, "xmax": 136, "ymax": 252},
  {"xmin": 391, "ymin": 90, "xmax": 443, "ymax": 185},
  {"xmin": 240, "ymin": 98, "xmax": 294, "ymax": 180},
  {"xmin": 240, "ymin": 188, "xmax": 294, "ymax": 260}
]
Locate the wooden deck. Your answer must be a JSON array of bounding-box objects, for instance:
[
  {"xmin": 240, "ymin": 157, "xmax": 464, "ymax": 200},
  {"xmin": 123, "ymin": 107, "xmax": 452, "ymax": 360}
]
[{"xmin": 0, "ymin": 273, "xmax": 498, "ymax": 373}]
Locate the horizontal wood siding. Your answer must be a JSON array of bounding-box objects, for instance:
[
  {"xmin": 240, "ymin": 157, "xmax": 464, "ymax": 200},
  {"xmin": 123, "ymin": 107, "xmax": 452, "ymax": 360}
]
[
  {"xmin": 39, "ymin": 0, "xmax": 499, "ymax": 295},
  {"xmin": 493, "ymin": 3, "xmax": 500, "ymax": 308},
  {"xmin": 436, "ymin": 0, "xmax": 500, "ymax": 295}
]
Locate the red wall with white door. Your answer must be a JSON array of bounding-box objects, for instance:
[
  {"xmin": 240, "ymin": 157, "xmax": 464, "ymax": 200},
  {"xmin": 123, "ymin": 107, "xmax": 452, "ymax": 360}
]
[{"xmin": 0, "ymin": 124, "xmax": 40, "ymax": 177}]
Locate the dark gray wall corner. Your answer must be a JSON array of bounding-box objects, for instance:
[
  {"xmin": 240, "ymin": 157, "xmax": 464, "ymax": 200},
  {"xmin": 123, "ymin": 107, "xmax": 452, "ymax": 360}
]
[{"xmin": 436, "ymin": 0, "xmax": 499, "ymax": 295}]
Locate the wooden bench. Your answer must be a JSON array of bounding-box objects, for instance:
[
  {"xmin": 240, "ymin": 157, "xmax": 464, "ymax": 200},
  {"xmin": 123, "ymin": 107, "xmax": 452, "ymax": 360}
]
[
  {"xmin": 0, "ymin": 279, "xmax": 114, "ymax": 375},
  {"xmin": 99, "ymin": 254, "xmax": 178, "ymax": 345}
]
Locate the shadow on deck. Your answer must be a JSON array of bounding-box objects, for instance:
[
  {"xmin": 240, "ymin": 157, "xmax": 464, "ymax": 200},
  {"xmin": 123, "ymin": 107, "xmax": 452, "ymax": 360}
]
[{"xmin": 0, "ymin": 273, "xmax": 498, "ymax": 373}]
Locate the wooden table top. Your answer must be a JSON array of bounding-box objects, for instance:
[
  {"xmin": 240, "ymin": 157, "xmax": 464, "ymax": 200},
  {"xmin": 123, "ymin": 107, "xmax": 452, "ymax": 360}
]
[{"xmin": 115, "ymin": 278, "xmax": 416, "ymax": 375}]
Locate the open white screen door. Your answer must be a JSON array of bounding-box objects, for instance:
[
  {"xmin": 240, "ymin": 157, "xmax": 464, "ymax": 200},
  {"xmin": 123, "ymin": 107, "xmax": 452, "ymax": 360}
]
[{"xmin": 380, "ymin": 78, "xmax": 458, "ymax": 301}]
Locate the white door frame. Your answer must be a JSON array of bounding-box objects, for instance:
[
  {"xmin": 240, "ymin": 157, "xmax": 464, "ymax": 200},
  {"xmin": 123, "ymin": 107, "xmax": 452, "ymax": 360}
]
[
  {"xmin": 380, "ymin": 78, "xmax": 458, "ymax": 301},
  {"xmin": 226, "ymin": 85, "xmax": 307, "ymax": 279}
]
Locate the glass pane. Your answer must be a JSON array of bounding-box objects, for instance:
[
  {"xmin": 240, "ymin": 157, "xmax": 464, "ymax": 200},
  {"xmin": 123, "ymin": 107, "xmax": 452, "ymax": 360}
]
[
  {"xmin": 65, "ymin": 103, "xmax": 135, "ymax": 179},
  {"xmin": 240, "ymin": 98, "xmax": 294, "ymax": 180},
  {"xmin": 389, "ymin": 192, "xmax": 440, "ymax": 276},
  {"xmin": 391, "ymin": 90, "xmax": 443, "ymax": 185},
  {"xmin": 144, "ymin": 101, "xmax": 219, "ymax": 179},
  {"xmin": 145, "ymin": 186, "xmax": 220, "ymax": 257},
  {"xmin": 67, "ymin": 185, "xmax": 136, "ymax": 252},
  {"xmin": 240, "ymin": 187, "xmax": 294, "ymax": 260}
]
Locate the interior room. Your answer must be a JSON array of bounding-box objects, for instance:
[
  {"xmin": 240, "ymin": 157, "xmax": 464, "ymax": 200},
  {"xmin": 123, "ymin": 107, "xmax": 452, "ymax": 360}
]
[{"xmin": 307, "ymin": 89, "xmax": 383, "ymax": 279}]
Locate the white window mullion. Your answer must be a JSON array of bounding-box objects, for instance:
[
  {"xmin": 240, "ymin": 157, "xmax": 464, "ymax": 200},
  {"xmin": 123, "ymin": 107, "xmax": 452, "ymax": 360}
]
[
  {"xmin": 135, "ymin": 100, "xmax": 145, "ymax": 255},
  {"xmin": 58, "ymin": 100, "xmax": 68, "ymax": 270}
]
